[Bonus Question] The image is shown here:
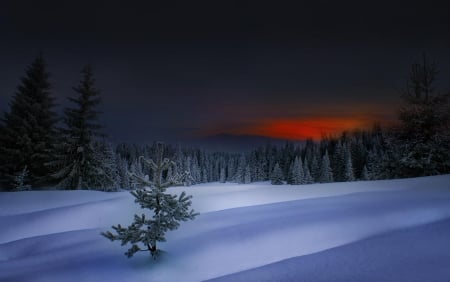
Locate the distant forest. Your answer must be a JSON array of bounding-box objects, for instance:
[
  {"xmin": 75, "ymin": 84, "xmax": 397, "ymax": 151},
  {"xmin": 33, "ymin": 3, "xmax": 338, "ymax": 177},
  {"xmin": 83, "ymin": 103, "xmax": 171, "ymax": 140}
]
[{"xmin": 0, "ymin": 55, "xmax": 448, "ymax": 191}]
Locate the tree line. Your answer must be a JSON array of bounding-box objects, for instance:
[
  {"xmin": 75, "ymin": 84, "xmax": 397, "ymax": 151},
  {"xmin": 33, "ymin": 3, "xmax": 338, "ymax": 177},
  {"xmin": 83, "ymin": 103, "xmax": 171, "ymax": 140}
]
[{"xmin": 0, "ymin": 54, "xmax": 448, "ymax": 191}]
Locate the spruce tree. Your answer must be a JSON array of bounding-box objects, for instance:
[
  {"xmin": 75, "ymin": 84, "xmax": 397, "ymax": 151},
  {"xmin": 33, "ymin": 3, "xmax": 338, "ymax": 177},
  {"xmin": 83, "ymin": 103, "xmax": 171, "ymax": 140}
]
[
  {"xmin": 219, "ymin": 167, "xmax": 226, "ymax": 183},
  {"xmin": 392, "ymin": 55, "xmax": 450, "ymax": 176},
  {"xmin": 102, "ymin": 143, "xmax": 198, "ymax": 259},
  {"xmin": 303, "ymin": 159, "xmax": 314, "ymax": 184},
  {"xmin": 0, "ymin": 55, "xmax": 58, "ymax": 188},
  {"xmin": 235, "ymin": 154, "xmax": 246, "ymax": 183},
  {"xmin": 319, "ymin": 150, "xmax": 333, "ymax": 183},
  {"xmin": 343, "ymin": 145, "xmax": 355, "ymax": 181},
  {"xmin": 360, "ymin": 165, "xmax": 369, "ymax": 181},
  {"xmin": 13, "ymin": 166, "xmax": 32, "ymax": 191},
  {"xmin": 287, "ymin": 161, "xmax": 295, "ymax": 184},
  {"xmin": 310, "ymin": 153, "xmax": 320, "ymax": 182},
  {"xmin": 332, "ymin": 142, "xmax": 345, "ymax": 181},
  {"xmin": 289, "ymin": 157, "xmax": 304, "ymax": 185},
  {"xmin": 190, "ymin": 155, "xmax": 201, "ymax": 184},
  {"xmin": 244, "ymin": 165, "xmax": 252, "ymax": 184},
  {"xmin": 270, "ymin": 163, "xmax": 284, "ymax": 185},
  {"xmin": 117, "ymin": 156, "xmax": 131, "ymax": 189},
  {"xmin": 93, "ymin": 141, "xmax": 120, "ymax": 191},
  {"xmin": 49, "ymin": 65, "xmax": 106, "ymax": 190}
]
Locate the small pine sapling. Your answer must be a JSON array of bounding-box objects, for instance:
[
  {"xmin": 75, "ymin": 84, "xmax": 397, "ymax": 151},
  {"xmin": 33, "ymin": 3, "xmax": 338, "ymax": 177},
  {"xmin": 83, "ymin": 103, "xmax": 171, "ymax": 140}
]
[{"xmin": 102, "ymin": 143, "xmax": 198, "ymax": 259}]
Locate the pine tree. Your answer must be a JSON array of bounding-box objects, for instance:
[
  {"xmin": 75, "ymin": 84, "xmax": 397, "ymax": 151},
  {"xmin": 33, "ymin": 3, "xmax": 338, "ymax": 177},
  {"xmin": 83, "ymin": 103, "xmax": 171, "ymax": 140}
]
[
  {"xmin": 287, "ymin": 161, "xmax": 295, "ymax": 184},
  {"xmin": 289, "ymin": 157, "xmax": 304, "ymax": 185},
  {"xmin": 117, "ymin": 157, "xmax": 131, "ymax": 189},
  {"xmin": 201, "ymin": 166, "xmax": 208, "ymax": 183},
  {"xmin": 130, "ymin": 159, "xmax": 145, "ymax": 189},
  {"xmin": 219, "ymin": 167, "xmax": 226, "ymax": 183},
  {"xmin": 332, "ymin": 142, "xmax": 345, "ymax": 182},
  {"xmin": 343, "ymin": 145, "xmax": 355, "ymax": 181},
  {"xmin": 351, "ymin": 138, "xmax": 367, "ymax": 179},
  {"xmin": 360, "ymin": 165, "xmax": 369, "ymax": 181},
  {"xmin": 319, "ymin": 150, "xmax": 333, "ymax": 183},
  {"xmin": 184, "ymin": 156, "xmax": 193, "ymax": 186},
  {"xmin": 190, "ymin": 155, "xmax": 201, "ymax": 184},
  {"xmin": 235, "ymin": 154, "xmax": 246, "ymax": 183},
  {"xmin": 303, "ymin": 159, "xmax": 314, "ymax": 184},
  {"xmin": 366, "ymin": 148, "xmax": 382, "ymax": 180},
  {"xmin": 270, "ymin": 163, "xmax": 284, "ymax": 185},
  {"xmin": 13, "ymin": 166, "xmax": 32, "ymax": 191},
  {"xmin": 244, "ymin": 165, "xmax": 252, "ymax": 184},
  {"xmin": 102, "ymin": 143, "xmax": 198, "ymax": 259},
  {"xmin": 93, "ymin": 142, "xmax": 120, "ymax": 191},
  {"xmin": 49, "ymin": 65, "xmax": 106, "ymax": 190},
  {"xmin": 391, "ymin": 55, "xmax": 450, "ymax": 177},
  {"xmin": 226, "ymin": 157, "xmax": 234, "ymax": 181},
  {"xmin": 310, "ymin": 153, "xmax": 320, "ymax": 182},
  {"xmin": 0, "ymin": 55, "xmax": 58, "ymax": 189}
]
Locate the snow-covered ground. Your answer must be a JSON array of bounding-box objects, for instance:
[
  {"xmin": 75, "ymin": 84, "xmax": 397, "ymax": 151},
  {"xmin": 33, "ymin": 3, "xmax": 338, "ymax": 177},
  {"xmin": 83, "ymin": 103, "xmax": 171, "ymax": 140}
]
[{"xmin": 1, "ymin": 175, "xmax": 450, "ymax": 282}]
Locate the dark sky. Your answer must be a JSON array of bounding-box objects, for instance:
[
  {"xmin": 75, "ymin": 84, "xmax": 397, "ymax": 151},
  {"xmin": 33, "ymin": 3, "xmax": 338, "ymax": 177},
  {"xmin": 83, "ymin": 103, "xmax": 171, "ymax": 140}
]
[{"xmin": 1, "ymin": 1, "xmax": 450, "ymax": 143}]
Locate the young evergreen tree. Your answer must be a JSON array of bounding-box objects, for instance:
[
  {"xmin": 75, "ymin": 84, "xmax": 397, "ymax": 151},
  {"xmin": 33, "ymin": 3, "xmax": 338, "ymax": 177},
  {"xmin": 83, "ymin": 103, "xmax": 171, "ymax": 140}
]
[
  {"xmin": 102, "ymin": 143, "xmax": 198, "ymax": 259},
  {"xmin": 49, "ymin": 65, "xmax": 106, "ymax": 190},
  {"xmin": 0, "ymin": 55, "xmax": 58, "ymax": 189},
  {"xmin": 270, "ymin": 163, "xmax": 284, "ymax": 185}
]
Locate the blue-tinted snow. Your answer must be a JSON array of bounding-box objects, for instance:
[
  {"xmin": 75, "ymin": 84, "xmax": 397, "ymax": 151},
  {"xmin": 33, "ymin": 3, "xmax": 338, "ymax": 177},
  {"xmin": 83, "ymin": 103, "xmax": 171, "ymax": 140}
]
[{"xmin": 0, "ymin": 175, "xmax": 449, "ymax": 281}]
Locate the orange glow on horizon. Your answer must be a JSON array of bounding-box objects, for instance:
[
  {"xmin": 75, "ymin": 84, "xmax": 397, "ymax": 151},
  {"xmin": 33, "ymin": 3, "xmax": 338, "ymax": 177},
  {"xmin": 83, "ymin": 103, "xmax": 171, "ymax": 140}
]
[{"xmin": 230, "ymin": 117, "xmax": 372, "ymax": 140}]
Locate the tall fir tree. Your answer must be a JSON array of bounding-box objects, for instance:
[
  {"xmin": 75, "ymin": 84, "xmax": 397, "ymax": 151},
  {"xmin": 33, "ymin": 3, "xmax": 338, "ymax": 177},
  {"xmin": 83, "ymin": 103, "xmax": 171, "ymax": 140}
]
[
  {"xmin": 0, "ymin": 55, "xmax": 58, "ymax": 189},
  {"xmin": 50, "ymin": 65, "xmax": 107, "ymax": 190},
  {"xmin": 390, "ymin": 55, "xmax": 450, "ymax": 177}
]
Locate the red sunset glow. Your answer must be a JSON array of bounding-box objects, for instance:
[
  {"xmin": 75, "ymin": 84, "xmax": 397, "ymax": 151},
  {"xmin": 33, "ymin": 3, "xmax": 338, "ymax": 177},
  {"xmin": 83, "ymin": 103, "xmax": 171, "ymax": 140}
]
[{"xmin": 229, "ymin": 117, "xmax": 372, "ymax": 140}]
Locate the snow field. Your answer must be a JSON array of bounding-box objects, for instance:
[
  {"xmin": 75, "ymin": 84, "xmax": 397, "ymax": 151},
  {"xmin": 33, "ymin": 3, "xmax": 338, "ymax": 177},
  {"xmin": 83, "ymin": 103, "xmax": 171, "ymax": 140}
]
[{"xmin": 0, "ymin": 174, "xmax": 449, "ymax": 281}]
